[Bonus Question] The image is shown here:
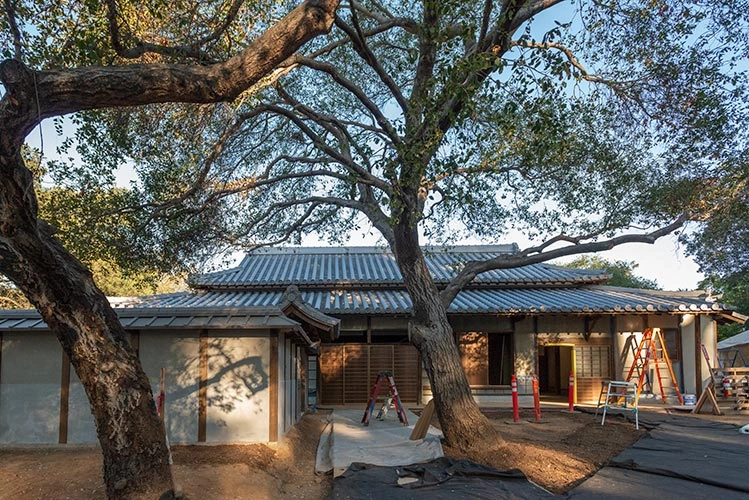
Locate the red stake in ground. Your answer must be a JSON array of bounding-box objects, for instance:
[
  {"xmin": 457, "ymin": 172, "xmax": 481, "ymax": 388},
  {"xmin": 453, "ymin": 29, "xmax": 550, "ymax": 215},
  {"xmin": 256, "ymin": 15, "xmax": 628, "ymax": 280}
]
[{"xmin": 511, "ymin": 374, "xmax": 520, "ymax": 422}]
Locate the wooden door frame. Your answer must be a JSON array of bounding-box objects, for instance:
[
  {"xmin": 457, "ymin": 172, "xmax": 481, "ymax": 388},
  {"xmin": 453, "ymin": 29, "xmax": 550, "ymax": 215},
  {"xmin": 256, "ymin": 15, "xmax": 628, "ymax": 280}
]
[{"xmin": 541, "ymin": 343, "xmax": 577, "ymax": 403}]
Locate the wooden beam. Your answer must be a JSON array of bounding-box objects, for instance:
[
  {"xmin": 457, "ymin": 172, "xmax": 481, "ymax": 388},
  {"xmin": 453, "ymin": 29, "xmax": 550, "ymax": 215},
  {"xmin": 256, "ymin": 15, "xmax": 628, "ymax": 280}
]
[
  {"xmin": 198, "ymin": 331, "xmax": 208, "ymax": 442},
  {"xmin": 269, "ymin": 334, "xmax": 279, "ymax": 442},
  {"xmin": 58, "ymin": 351, "xmax": 70, "ymax": 444},
  {"xmin": 130, "ymin": 330, "xmax": 140, "ymax": 358}
]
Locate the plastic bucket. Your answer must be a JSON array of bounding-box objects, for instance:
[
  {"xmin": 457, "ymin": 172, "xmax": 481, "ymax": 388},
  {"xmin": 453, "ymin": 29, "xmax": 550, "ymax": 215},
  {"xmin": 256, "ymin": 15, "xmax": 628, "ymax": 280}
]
[{"xmin": 683, "ymin": 394, "xmax": 696, "ymax": 406}]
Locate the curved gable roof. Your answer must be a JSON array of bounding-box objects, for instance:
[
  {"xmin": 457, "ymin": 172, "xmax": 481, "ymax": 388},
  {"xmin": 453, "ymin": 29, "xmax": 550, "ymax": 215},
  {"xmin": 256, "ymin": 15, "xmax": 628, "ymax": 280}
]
[{"xmin": 192, "ymin": 245, "xmax": 609, "ymax": 289}]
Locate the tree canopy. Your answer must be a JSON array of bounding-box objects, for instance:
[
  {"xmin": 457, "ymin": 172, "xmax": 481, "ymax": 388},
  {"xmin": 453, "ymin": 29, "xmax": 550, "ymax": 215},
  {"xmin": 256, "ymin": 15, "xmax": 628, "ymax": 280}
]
[
  {"xmin": 561, "ymin": 256, "xmax": 660, "ymax": 290},
  {"xmin": 34, "ymin": 0, "xmax": 747, "ymax": 274}
]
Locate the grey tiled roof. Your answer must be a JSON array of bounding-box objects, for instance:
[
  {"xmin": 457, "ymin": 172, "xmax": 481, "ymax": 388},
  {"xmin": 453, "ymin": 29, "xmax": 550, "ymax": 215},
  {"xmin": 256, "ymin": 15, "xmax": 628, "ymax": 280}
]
[
  {"xmin": 118, "ymin": 286, "xmax": 727, "ymax": 315},
  {"xmin": 192, "ymin": 245, "xmax": 608, "ymax": 289},
  {"xmin": 0, "ymin": 306, "xmax": 301, "ymax": 331}
]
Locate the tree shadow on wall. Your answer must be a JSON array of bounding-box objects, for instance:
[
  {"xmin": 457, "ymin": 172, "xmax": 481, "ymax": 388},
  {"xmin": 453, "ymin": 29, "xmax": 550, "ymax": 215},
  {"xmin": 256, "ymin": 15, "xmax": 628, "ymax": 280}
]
[{"xmin": 160, "ymin": 337, "xmax": 270, "ymax": 440}]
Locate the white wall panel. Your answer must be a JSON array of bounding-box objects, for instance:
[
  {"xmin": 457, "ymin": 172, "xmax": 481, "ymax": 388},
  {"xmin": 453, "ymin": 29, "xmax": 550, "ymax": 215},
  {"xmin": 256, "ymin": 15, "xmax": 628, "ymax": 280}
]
[
  {"xmin": 0, "ymin": 332, "xmax": 61, "ymax": 444},
  {"xmin": 205, "ymin": 334, "xmax": 270, "ymax": 442},
  {"xmin": 139, "ymin": 331, "xmax": 200, "ymax": 443}
]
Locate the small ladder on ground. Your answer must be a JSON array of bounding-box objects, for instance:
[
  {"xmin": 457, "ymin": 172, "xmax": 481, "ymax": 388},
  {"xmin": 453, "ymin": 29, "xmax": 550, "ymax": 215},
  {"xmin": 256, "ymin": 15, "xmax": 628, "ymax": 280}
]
[
  {"xmin": 362, "ymin": 371, "xmax": 409, "ymax": 426},
  {"xmin": 625, "ymin": 328, "xmax": 683, "ymax": 405}
]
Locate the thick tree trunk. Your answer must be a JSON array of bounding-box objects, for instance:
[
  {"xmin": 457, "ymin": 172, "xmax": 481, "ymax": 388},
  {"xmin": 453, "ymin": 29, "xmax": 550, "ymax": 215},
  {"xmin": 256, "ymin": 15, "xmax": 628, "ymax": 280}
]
[
  {"xmin": 0, "ymin": 149, "xmax": 172, "ymax": 498},
  {"xmin": 392, "ymin": 221, "xmax": 501, "ymax": 451}
]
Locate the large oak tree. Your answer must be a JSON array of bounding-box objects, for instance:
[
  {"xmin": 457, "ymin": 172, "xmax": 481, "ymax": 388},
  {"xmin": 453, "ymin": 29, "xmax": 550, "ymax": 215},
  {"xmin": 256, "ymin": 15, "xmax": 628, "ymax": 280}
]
[
  {"xmin": 0, "ymin": 0, "xmax": 340, "ymax": 497},
  {"xmin": 1, "ymin": 0, "xmax": 747, "ymax": 493}
]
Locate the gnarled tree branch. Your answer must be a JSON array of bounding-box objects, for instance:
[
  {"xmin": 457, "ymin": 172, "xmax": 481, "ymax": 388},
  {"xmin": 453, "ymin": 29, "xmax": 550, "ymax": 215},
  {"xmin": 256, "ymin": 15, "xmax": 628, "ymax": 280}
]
[
  {"xmin": 440, "ymin": 215, "xmax": 688, "ymax": 307},
  {"xmin": 1, "ymin": 0, "xmax": 341, "ymax": 142}
]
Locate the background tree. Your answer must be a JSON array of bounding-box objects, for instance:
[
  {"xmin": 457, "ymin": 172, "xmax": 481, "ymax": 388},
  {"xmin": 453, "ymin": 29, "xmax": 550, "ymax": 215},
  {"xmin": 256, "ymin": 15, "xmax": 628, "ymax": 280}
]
[
  {"xmin": 686, "ymin": 155, "xmax": 749, "ymax": 340},
  {"xmin": 0, "ymin": 0, "xmax": 340, "ymax": 497},
  {"xmin": 55, "ymin": 0, "xmax": 747, "ymax": 450},
  {"xmin": 561, "ymin": 256, "xmax": 659, "ymax": 290}
]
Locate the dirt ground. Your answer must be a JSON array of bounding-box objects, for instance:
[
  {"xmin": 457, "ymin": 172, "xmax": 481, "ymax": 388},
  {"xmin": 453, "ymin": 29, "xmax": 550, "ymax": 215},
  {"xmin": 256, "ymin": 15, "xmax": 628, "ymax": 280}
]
[
  {"xmin": 0, "ymin": 408, "xmax": 647, "ymax": 499},
  {"xmin": 442, "ymin": 409, "xmax": 645, "ymax": 494}
]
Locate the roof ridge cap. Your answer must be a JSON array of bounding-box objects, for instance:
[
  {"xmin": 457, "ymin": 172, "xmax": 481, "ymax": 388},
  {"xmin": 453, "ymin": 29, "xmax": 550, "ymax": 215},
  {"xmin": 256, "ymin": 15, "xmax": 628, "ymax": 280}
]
[{"xmin": 240, "ymin": 244, "xmax": 519, "ymax": 255}]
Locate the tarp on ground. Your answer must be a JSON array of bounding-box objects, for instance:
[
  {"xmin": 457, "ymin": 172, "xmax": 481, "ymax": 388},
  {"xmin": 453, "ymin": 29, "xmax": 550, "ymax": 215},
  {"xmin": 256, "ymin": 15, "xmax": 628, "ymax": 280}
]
[
  {"xmin": 568, "ymin": 414, "xmax": 749, "ymax": 499},
  {"xmin": 315, "ymin": 408, "xmax": 444, "ymax": 476},
  {"xmin": 326, "ymin": 457, "xmax": 558, "ymax": 500}
]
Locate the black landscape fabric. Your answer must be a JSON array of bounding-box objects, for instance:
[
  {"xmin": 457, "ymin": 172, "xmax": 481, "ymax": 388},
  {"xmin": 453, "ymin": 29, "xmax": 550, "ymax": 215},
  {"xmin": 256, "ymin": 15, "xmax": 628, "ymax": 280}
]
[
  {"xmin": 568, "ymin": 415, "xmax": 749, "ymax": 499},
  {"xmin": 326, "ymin": 457, "xmax": 558, "ymax": 499}
]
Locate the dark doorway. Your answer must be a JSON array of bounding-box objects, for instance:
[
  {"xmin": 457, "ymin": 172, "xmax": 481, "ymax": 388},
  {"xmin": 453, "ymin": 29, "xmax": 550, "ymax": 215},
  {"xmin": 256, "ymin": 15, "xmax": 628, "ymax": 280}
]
[
  {"xmin": 488, "ymin": 333, "xmax": 512, "ymax": 385},
  {"xmin": 539, "ymin": 345, "xmax": 573, "ymax": 396}
]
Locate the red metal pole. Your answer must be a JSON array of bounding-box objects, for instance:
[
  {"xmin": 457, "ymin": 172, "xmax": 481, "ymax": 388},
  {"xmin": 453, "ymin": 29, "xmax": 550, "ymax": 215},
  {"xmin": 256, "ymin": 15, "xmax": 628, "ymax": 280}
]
[
  {"xmin": 568, "ymin": 371, "xmax": 575, "ymax": 412},
  {"xmin": 511, "ymin": 374, "xmax": 520, "ymax": 422},
  {"xmin": 533, "ymin": 374, "xmax": 541, "ymax": 422}
]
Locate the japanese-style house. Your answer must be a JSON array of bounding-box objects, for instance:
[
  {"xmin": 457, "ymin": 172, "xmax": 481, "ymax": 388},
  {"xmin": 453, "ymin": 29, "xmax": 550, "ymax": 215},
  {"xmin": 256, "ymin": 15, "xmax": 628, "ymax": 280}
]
[{"xmin": 0, "ymin": 245, "xmax": 743, "ymax": 445}]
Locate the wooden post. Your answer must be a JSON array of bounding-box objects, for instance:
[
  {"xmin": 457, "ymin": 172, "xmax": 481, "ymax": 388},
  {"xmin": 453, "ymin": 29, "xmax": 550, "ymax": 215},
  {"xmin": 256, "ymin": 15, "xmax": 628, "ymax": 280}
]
[
  {"xmin": 157, "ymin": 368, "xmax": 166, "ymax": 421},
  {"xmin": 269, "ymin": 335, "xmax": 279, "ymax": 442},
  {"xmin": 58, "ymin": 351, "xmax": 70, "ymax": 444},
  {"xmin": 198, "ymin": 332, "xmax": 208, "ymax": 442},
  {"xmin": 130, "ymin": 330, "xmax": 140, "ymax": 358},
  {"xmin": 0, "ymin": 331, "xmax": 3, "ymax": 396}
]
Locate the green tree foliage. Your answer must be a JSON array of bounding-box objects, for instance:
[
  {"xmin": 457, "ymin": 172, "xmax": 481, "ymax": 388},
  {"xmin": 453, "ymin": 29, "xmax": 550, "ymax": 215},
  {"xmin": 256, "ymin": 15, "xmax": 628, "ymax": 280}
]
[
  {"xmin": 50, "ymin": 0, "xmax": 747, "ymax": 258},
  {"xmin": 562, "ymin": 256, "xmax": 660, "ymax": 290},
  {"xmin": 685, "ymin": 155, "xmax": 748, "ymax": 339}
]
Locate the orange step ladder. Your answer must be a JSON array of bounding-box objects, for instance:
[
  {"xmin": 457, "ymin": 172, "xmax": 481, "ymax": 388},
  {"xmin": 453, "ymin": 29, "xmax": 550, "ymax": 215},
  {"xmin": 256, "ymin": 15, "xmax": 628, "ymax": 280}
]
[{"xmin": 625, "ymin": 328, "xmax": 683, "ymax": 405}]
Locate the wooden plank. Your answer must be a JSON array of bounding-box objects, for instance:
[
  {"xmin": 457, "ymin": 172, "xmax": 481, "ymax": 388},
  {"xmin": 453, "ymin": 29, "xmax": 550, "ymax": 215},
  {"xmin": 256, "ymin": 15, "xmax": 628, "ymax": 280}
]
[
  {"xmin": 692, "ymin": 384, "xmax": 722, "ymax": 415},
  {"xmin": 269, "ymin": 335, "xmax": 279, "ymax": 442},
  {"xmin": 409, "ymin": 399, "xmax": 434, "ymax": 440},
  {"xmin": 197, "ymin": 332, "xmax": 207, "ymax": 442},
  {"xmin": 58, "ymin": 351, "xmax": 71, "ymax": 444}
]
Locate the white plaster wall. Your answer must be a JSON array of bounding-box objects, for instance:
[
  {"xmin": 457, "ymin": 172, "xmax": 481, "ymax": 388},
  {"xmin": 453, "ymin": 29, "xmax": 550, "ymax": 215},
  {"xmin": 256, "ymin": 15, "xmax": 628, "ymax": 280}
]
[
  {"xmin": 139, "ymin": 331, "xmax": 200, "ymax": 444},
  {"xmin": 205, "ymin": 334, "xmax": 270, "ymax": 443},
  {"xmin": 67, "ymin": 369, "xmax": 98, "ymax": 443},
  {"xmin": 513, "ymin": 318, "xmax": 536, "ymax": 377},
  {"xmin": 0, "ymin": 332, "xmax": 61, "ymax": 444},
  {"xmin": 681, "ymin": 315, "xmax": 697, "ymax": 394},
  {"xmin": 700, "ymin": 317, "xmax": 717, "ymax": 390}
]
